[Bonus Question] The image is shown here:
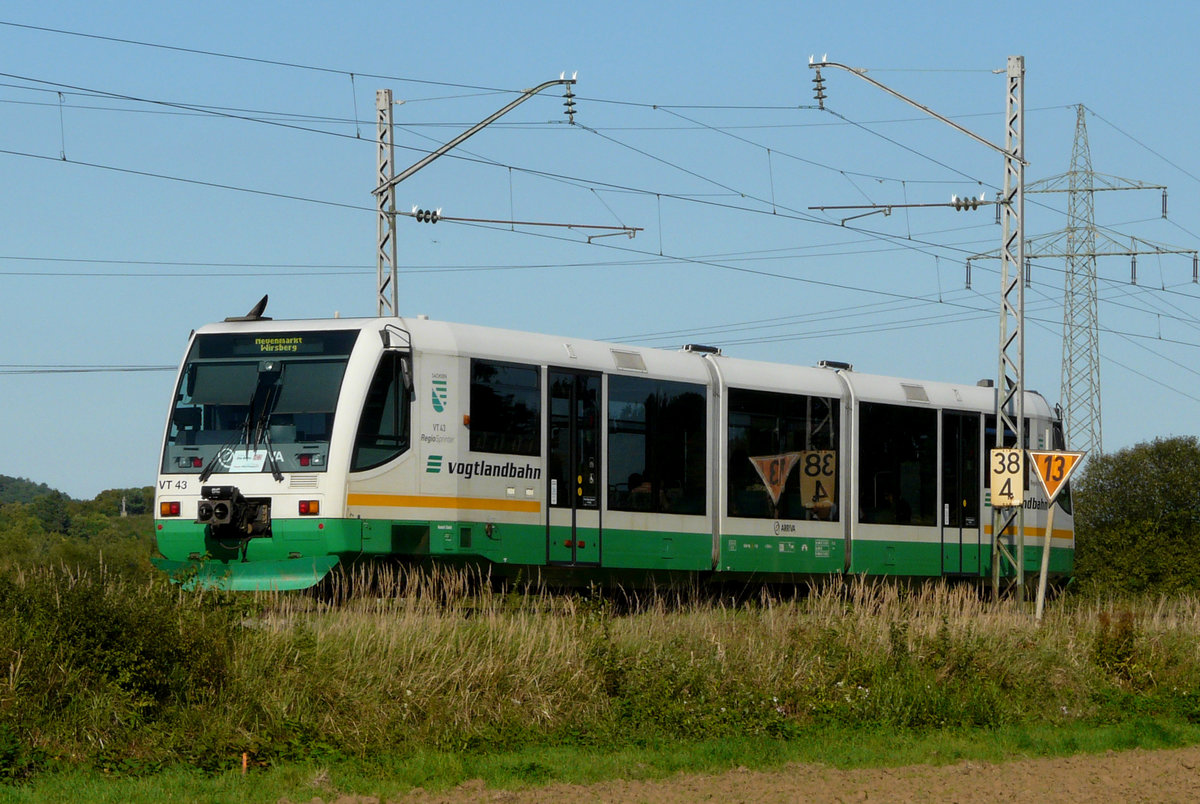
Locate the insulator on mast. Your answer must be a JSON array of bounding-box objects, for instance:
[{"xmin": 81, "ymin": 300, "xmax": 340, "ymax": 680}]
[
  {"xmin": 965, "ymin": 260, "xmax": 972, "ymax": 290},
  {"xmin": 1130, "ymin": 253, "xmax": 1137, "ymax": 285},
  {"xmin": 1162, "ymin": 188, "xmax": 1168, "ymax": 219}
]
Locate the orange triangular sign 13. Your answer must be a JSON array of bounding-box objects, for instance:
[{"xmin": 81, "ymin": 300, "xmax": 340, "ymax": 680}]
[
  {"xmin": 1026, "ymin": 450, "xmax": 1086, "ymax": 502},
  {"xmin": 749, "ymin": 453, "xmax": 802, "ymax": 506}
]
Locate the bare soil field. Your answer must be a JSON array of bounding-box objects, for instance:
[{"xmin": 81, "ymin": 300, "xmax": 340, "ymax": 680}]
[{"xmin": 282, "ymin": 744, "xmax": 1200, "ymax": 803}]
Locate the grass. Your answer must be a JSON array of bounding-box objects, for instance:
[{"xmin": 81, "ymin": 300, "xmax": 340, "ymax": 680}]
[
  {"xmin": 5, "ymin": 720, "xmax": 1200, "ymax": 803},
  {"xmin": 5, "ymin": 563, "xmax": 1200, "ymax": 795}
]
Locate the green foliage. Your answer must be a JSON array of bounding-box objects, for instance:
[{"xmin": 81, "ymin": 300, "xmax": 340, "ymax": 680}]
[
  {"xmin": 0, "ymin": 475, "xmax": 58, "ymax": 504},
  {"xmin": 1093, "ymin": 609, "xmax": 1138, "ymax": 681},
  {"xmin": 90, "ymin": 487, "xmax": 153, "ymax": 517},
  {"xmin": 0, "ymin": 485, "xmax": 158, "ymax": 579},
  {"xmin": 6, "ymin": 567, "xmax": 1200, "ymax": 785},
  {"xmin": 0, "ymin": 723, "xmax": 48, "ymax": 783},
  {"xmin": 1073, "ymin": 436, "xmax": 1200, "ymax": 593},
  {"xmin": 0, "ymin": 566, "xmax": 241, "ymax": 779},
  {"xmin": 28, "ymin": 492, "xmax": 71, "ymax": 533}
]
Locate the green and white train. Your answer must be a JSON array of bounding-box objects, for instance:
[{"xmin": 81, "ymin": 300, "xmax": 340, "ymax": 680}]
[{"xmin": 153, "ymin": 307, "xmax": 1073, "ymax": 590}]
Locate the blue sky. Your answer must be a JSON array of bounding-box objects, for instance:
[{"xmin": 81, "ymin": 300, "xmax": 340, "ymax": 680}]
[{"xmin": 3, "ymin": 1, "xmax": 1198, "ymax": 498}]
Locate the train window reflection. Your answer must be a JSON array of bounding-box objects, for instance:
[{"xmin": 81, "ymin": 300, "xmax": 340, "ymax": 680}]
[
  {"xmin": 352, "ymin": 352, "xmax": 411, "ymax": 471},
  {"xmin": 858, "ymin": 402, "xmax": 936, "ymax": 526},
  {"xmin": 727, "ymin": 388, "xmax": 839, "ymax": 520},
  {"xmin": 470, "ymin": 359, "xmax": 540, "ymax": 456},
  {"xmin": 608, "ymin": 376, "xmax": 706, "ymax": 515}
]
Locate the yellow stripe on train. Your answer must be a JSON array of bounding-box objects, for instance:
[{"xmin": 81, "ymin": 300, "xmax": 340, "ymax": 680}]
[{"xmin": 347, "ymin": 493, "xmax": 541, "ymax": 514}]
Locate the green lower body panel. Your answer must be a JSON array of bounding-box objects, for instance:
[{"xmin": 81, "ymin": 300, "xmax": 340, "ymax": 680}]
[
  {"xmin": 849, "ymin": 538, "xmax": 1073, "ymax": 579},
  {"xmin": 599, "ymin": 527, "xmax": 711, "ymax": 571},
  {"xmin": 719, "ymin": 534, "xmax": 845, "ymax": 574},
  {"xmin": 155, "ymin": 518, "xmax": 359, "ymax": 590},
  {"xmin": 154, "ymin": 516, "xmax": 1073, "ymax": 589},
  {"xmin": 151, "ymin": 555, "xmax": 341, "ymax": 591},
  {"xmin": 850, "ymin": 539, "xmax": 943, "ymax": 576}
]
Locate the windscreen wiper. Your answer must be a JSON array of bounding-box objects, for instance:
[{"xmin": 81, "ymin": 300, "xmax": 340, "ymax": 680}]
[
  {"xmin": 198, "ymin": 391, "xmax": 255, "ymax": 483},
  {"xmin": 252, "ymin": 383, "xmax": 284, "ymax": 482}
]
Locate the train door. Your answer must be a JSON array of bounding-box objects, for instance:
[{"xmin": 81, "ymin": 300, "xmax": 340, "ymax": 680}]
[
  {"xmin": 941, "ymin": 411, "xmax": 982, "ymax": 575},
  {"xmin": 546, "ymin": 369, "xmax": 601, "ymax": 566}
]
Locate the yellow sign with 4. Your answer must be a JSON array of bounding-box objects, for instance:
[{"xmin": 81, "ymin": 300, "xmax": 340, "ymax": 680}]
[{"xmin": 989, "ymin": 448, "xmax": 1024, "ymax": 507}]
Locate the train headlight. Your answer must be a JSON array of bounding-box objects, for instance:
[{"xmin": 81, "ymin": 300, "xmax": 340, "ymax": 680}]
[
  {"xmin": 159, "ymin": 501, "xmax": 181, "ymax": 517},
  {"xmin": 298, "ymin": 500, "xmax": 320, "ymax": 516},
  {"xmin": 212, "ymin": 501, "xmax": 233, "ymax": 524}
]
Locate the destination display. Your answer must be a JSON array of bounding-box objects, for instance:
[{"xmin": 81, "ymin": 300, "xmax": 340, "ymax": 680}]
[{"xmin": 195, "ymin": 330, "xmax": 359, "ymax": 359}]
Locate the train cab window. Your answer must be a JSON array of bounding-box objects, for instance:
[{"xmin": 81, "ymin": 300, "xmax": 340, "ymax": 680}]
[
  {"xmin": 858, "ymin": 402, "xmax": 937, "ymax": 526},
  {"xmin": 1051, "ymin": 419, "xmax": 1073, "ymax": 514},
  {"xmin": 351, "ymin": 352, "xmax": 411, "ymax": 471},
  {"xmin": 469, "ymin": 359, "xmax": 540, "ymax": 456},
  {"xmin": 727, "ymin": 389, "xmax": 839, "ymax": 520},
  {"xmin": 608, "ymin": 376, "xmax": 707, "ymax": 515},
  {"xmin": 162, "ymin": 329, "xmax": 358, "ymax": 475}
]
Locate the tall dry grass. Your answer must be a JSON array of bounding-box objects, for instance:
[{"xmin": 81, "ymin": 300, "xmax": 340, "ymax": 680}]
[{"xmin": 5, "ymin": 564, "xmax": 1200, "ymax": 777}]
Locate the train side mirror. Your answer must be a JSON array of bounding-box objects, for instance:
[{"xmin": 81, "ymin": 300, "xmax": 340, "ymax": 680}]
[{"xmin": 400, "ymin": 355, "xmax": 412, "ymax": 393}]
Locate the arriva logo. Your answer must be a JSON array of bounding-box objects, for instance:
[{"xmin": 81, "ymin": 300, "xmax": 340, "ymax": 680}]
[
  {"xmin": 426, "ymin": 455, "xmax": 443, "ymax": 473},
  {"xmin": 431, "ymin": 377, "xmax": 448, "ymax": 413}
]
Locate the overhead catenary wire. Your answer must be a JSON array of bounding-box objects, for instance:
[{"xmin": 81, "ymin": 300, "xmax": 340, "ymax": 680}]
[{"xmin": 4, "ymin": 29, "xmax": 1195, "ymax": 412}]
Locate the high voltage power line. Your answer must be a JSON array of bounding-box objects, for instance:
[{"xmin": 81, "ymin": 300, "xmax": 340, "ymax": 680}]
[{"xmin": 4, "ymin": 20, "xmax": 1199, "ymax": 414}]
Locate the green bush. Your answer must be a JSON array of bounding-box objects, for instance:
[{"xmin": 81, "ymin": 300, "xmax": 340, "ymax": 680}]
[
  {"xmin": 1074, "ymin": 436, "xmax": 1200, "ymax": 594},
  {"xmin": 4, "ymin": 568, "xmax": 1200, "ymax": 783},
  {"xmin": 0, "ymin": 566, "xmax": 240, "ymax": 775}
]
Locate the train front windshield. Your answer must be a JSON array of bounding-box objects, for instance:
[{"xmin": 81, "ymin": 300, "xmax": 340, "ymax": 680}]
[{"xmin": 161, "ymin": 330, "xmax": 359, "ymax": 475}]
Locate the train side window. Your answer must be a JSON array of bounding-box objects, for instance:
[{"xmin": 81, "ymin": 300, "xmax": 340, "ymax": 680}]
[
  {"xmin": 351, "ymin": 352, "xmax": 411, "ymax": 471},
  {"xmin": 469, "ymin": 359, "xmax": 540, "ymax": 456},
  {"xmin": 727, "ymin": 388, "xmax": 839, "ymax": 520},
  {"xmin": 858, "ymin": 402, "xmax": 937, "ymax": 526},
  {"xmin": 607, "ymin": 376, "xmax": 707, "ymax": 515}
]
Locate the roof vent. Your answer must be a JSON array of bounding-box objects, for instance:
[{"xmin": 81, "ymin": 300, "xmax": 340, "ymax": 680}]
[
  {"xmin": 901, "ymin": 383, "xmax": 930, "ymax": 403},
  {"xmin": 684, "ymin": 343, "xmax": 721, "ymax": 355},
  {"xmin": 819, "ymin": 360, "xmax": 852, "ymax": 371},
  {"xmin": 977, "ymin": 379, "xmax": 995, "ymax": 388},
  {"xmin": 611, "ymin": 349, "xmax": 647, "ymax": 372}
]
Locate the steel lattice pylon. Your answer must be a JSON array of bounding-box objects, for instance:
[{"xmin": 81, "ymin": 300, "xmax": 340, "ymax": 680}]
[
  {"xmin": 1061, "ymin": 105, "xmax": 1102, "ymax": 455},
  {"xmin": 968, "ymin": 105, "xmax": 1196, "ymax": 456}
]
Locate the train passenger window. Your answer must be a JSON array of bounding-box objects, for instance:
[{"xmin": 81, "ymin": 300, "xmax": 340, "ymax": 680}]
[
  {"xmin": 727, "ymin": 388, "xmax": 839, "ymax": 520},
  {"xmin": 469, "ymin": 359, "xmax": 540, "ymax": 456},
  {"xmin": 857, "ymin": 402, "xmax": 937, "ymax": 526},
  {"xmin": 351, "ymin": 352, "xmax": 411, "ymax": 471},
  {"xmin": 607, "ymin": 376, "xmax": 706, "ymax": 515}
]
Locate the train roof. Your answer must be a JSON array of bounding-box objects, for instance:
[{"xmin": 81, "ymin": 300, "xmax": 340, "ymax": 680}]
[{"xmin": 192, "ymin": 314, "xmax": 1053, "ymax": 416}]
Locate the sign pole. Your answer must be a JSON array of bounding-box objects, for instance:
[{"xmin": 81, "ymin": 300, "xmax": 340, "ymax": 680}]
[
  {"xmin": 1027, "ymin": 450, "xmax": 1086, "ymax": 622},
  {"xmin": 1034, "ymin": 503, "xmax": 1056, "ymax": 621}
]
